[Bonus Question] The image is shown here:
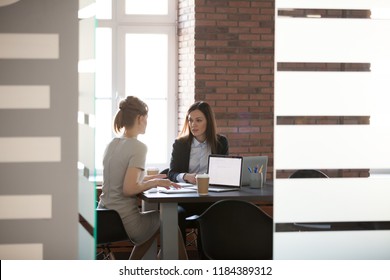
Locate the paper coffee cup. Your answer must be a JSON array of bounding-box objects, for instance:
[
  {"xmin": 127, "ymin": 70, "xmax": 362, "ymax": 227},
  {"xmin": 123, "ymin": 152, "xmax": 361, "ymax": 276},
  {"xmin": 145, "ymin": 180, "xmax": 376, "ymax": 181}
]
[
  {"xmin": 146, "ymin": 167, "xmax": 159, "ymax": 176},
  {"xmin": 196, "ymin": 173, "xmax": 209, "ymax": 195}
]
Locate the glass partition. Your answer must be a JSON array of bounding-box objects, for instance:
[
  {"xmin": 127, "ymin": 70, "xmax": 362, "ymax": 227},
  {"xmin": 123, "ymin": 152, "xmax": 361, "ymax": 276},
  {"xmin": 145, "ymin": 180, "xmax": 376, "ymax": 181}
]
[
  {"xmin": 78, "ymin": 0, "xmax": 96, "ymax": 260},
  {"xmin": 274, "ymin": 0, "xmax": 390, "ymax": 259}
]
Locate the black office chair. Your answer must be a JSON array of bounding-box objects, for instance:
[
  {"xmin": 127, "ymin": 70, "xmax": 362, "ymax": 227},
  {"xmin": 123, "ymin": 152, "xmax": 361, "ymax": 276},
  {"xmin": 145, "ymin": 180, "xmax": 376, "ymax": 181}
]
[
  {"xmin": 96, "ymin": 208, "xmax": 133, "ymax": 260},
  {"xmin": 192, "ymin": 200, "xmax": 273, "ymax": 260},
  {"xmin": 289, "ymin": 169, "xmax": 328, "ymax": 178}
]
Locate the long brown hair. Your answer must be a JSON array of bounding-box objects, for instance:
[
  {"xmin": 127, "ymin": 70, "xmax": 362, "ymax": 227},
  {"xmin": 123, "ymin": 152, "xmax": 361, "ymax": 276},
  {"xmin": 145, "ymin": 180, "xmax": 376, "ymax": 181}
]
[
  {"xmin": 179, "ymin": 101, "xmax": 219, "ymax": 153},
  {"xmin": 113, "ymin": 96, "xmax": 148, "ymax": 134}
]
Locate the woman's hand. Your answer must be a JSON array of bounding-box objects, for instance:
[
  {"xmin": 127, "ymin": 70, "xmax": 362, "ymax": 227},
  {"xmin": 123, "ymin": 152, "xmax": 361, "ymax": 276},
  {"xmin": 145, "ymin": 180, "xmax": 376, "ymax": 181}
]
[
  {"xmin": 123, "ymin": 167, "xmax": 181, "ymax": 195},
  {"xmin": 144, "ymin": 173, "xmax": 167, "ymax": 181},
  {"xmin": 184, "ymin": 173, "xmax": 197, "ymax": 184},
  {"xmin": 155, "ymin": 179, "xmax": 181, "ymax": 190}
]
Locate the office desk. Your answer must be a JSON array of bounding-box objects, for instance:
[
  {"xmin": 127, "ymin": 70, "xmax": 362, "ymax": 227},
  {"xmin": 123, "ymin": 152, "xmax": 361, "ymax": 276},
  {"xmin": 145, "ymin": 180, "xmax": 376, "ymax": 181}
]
[{"xmin": 139, "ymin": 184, "xmax": 273, "ymax": 259}]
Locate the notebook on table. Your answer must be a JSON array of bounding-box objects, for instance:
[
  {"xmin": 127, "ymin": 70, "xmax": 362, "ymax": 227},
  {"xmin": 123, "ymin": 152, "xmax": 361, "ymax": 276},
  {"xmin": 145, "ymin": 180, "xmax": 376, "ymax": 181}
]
[
  {"xmin": 241, "ymin": 156, "xmax": 268, "ymax": 186},
  {"xmin": 206, "ymin": 154, "xmax": 243, "ymax": 192},
  {"xmin": 156, "ymin": 182, "xmax": 198, "ymax": 194},
  {"xmin": 158, "ymin": 186, "xmax": 197, "ymax": 194}
]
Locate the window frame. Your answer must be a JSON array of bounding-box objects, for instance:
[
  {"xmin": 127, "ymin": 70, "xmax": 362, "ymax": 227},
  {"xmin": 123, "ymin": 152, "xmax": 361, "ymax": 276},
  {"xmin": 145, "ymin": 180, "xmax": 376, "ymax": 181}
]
[
  {"xmin": 117, "ymin": 0, "xmax": 177, "ymax": 23},
  {"xmin": 94, "ymin": 0, "xmax": 178, "ymax": 172},
  {"xmin": 117, "ymin": 25, "xmax": 177, "ymax": 169}
]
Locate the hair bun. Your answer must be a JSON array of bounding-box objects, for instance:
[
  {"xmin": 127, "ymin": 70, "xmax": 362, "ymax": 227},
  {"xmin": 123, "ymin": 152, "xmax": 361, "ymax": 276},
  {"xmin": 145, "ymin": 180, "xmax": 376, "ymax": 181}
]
[
  {"xmin": 119, "ymin": 96, "xmax": 135, "ymax": 111},
  {"xmin": 118, "ymin": 96, "xmax": 148, "ymax": 114}
]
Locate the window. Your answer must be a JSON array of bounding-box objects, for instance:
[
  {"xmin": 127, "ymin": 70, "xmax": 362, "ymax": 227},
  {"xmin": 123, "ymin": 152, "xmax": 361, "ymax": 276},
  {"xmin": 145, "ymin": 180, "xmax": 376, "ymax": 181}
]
[
  {"xmin": 95, "ymin": 0, "xmax": 177, "ymax": 171},
  {"xmin": 125, "ymin": 0, "xmax": 168, "ymax": 15}
]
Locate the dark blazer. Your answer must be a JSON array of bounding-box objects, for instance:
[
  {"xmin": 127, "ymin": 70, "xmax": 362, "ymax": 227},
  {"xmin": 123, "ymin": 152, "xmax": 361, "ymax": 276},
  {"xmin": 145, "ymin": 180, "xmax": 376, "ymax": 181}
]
[{"xmin": 168, "ymin": 134, "xmax": 229, "ymax": 182}]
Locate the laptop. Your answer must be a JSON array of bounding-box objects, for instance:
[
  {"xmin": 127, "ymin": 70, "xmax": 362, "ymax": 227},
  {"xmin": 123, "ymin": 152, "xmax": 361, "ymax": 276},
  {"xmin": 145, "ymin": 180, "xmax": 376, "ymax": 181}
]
[
  {"xmin": 241, "ymin": 156, "xmax": 268, "ymax": 186},
  {"xmin": 159, "ymin": 155, "xmax": 243, "ymax": 193},
  {"xmin": 206, "ymin": 154, "xmax": 243, "ymax": 192}
]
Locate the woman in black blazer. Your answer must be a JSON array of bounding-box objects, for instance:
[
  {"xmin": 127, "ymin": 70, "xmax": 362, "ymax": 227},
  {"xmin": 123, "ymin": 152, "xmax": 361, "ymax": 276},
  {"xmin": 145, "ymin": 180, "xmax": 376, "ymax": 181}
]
[
  {"xmin": 168, "ymin": 134, "xmax": 228, "ymax": 182},
  {"xmin": 168, "ymin": 101, "xmax": 229, "ymax": 256}
]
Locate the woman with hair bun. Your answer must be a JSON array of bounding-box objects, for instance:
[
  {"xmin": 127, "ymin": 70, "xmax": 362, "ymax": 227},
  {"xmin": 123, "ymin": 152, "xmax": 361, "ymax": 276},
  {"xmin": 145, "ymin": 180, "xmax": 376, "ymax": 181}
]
[{"xmin": 98, "ymin": 96, "xmax": 187, "ymax": 260}]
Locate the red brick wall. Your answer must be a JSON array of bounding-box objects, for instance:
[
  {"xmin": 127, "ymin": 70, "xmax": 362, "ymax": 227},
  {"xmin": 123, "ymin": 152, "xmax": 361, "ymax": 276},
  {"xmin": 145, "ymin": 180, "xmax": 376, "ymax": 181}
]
[{"xmin": 179, "ymin": 0, "xmax": 275, "ymax": 179}]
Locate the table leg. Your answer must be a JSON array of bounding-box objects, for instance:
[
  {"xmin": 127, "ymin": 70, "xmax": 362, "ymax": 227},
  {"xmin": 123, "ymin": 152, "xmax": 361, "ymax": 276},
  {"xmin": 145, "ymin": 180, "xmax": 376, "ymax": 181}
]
[
  {"xmin": 159, "ymin": 202, "xmax": 178, "ymax": 260},
  {"xmin": 142, "ymin": 201, "xmax": 158, "ymax": 260}
]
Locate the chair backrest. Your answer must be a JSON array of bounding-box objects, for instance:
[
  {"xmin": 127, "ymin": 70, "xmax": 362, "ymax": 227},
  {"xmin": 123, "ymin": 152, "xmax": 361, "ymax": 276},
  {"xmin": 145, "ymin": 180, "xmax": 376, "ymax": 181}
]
[
  {"xmin": 289, "ymin": 169, "xmax": 329, "ymax": 178},
  {"xmin": 196, "ymin": 200, "xmax": 273, "ymax": 260},
  {"xmin": 96, "ymin": 208, "xmax": 131, "ymax": 245}
]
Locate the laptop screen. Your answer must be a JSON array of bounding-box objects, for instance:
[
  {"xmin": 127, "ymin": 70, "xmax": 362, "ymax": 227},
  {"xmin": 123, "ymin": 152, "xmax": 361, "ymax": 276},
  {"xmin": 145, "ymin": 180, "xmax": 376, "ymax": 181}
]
[{"xmin": 207, "ymin": 155, "xmax": 243, "ymax": 187}]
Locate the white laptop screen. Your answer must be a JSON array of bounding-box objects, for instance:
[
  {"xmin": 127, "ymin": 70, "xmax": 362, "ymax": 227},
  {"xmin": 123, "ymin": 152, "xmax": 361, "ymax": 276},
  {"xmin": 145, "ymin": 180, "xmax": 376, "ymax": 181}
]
[{"xmin": 207, "ymin": 155, "xmax": 243, "ymax": 187}]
